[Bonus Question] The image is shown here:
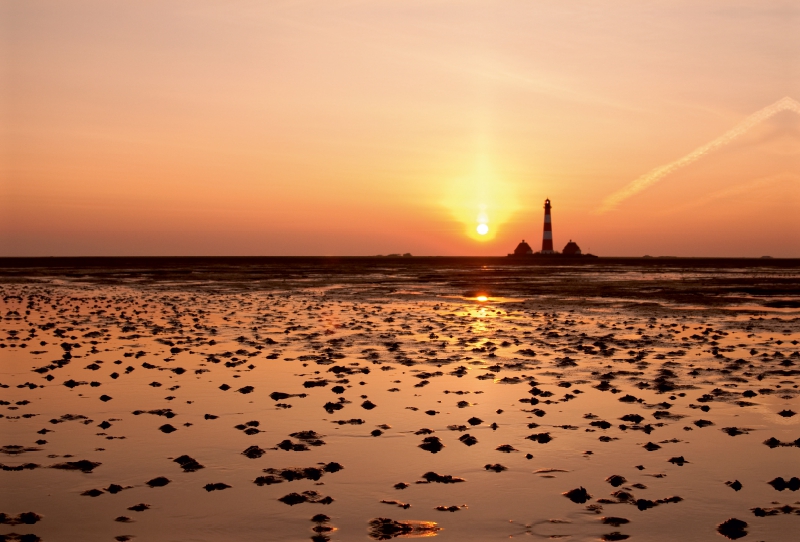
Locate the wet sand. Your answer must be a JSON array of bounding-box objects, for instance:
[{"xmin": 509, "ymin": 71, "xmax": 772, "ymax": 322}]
[{"xmin": 1, "ymin": 257, "xmax": 799, "ymax": 541}]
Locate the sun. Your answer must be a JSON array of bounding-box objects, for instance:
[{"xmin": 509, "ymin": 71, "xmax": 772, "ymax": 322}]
[
  {"xmin": 476, "ymin": 295, "xmax": 488, "ymax": 302},
  {"xmin": 476, "ymin": 223, "xmax": 489, "ymax": 235}
]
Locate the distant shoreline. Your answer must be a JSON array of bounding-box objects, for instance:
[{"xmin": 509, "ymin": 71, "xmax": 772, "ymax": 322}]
[{"xmin": 1, "ymin": 255, "xmax": 799, "ymax": 271}]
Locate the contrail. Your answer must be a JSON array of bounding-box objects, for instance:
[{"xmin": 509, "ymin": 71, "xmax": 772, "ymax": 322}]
[{"xmin": 597, "ymin": 96, "xmax": 800, "ymax": 214}]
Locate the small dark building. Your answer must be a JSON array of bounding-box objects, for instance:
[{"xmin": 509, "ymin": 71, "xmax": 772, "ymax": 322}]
[
  {"xmin": 562, "ymin": 240, "xmax": 582, "ymax": 256},
  {"xmin": 513, "ymin": 240, "xmax": 533, "ymax": 256}
]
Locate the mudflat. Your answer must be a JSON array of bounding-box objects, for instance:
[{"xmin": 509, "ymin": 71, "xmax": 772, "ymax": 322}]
[{"xmin": 1, "ymin": 257, "xmax": 799, "ymax": 541}]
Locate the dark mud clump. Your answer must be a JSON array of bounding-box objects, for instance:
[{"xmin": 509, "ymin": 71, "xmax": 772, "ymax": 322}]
[
  {"xmin": 763, "ymin": 437, "xmax": 798, "ymax": 448},
  {"xmin": 106, "ymin": 484, "xmax": 131, "ymax": 494},
  {"xmin": 721, "ymin": 427, "xmax": 750, "ymax": 437},
  {"xmin": 49, "ymin": 460, "xmax": 100, "ymax": 473},
  {"xmin": 632, "ymin": 495, "xmax": 682, "ymax": 511},
  {"xmin": 601, "ymin": 517, "xmax": 630, "ymax": 527},
  {"xmin": 332, "ymin": 418, "xmax": 365, "ymax": 426},
  {"xmin": 127, "ymin": 504, "xmax": 149, "ymax": 512},
  {"xmin": 277, "ymin": 440, "xmax": 310, "ymax": 452},
  {"xmin": 368, "ymin": 518, "xmax": 440, "ymax": 540},
  {"xmin": 145, "ymin": 477, "xmax": 170, "ymax": 487},
  {"xmin": 526, "ymin": 432, "xmax": 552, "ymax": 444},
  {"xmin": 767, "ymin": 477, "xmax": 800, "ymax": 491},
  {"xmin": 0, "ymin": 534, "xmax": 43, "ymax": 542},
  {"xmin": 621, "ymin": 414, "xmax": 645, "ymax": 424},
  {"xmin": 0, "ymin": 446, "xmax": 41, "ymax": 456},
  {"xmin": 434, "ymin": 504, "xmax": 467, "ymax": 512},
  {"xmin": 606, "ymin": 475, "xmax": 627, "ymax": 487},
  {"xmin": 310, "ymin": 513, "xmax": 334, "ymax": 541},
  {"xmin": 276, "ymin": 430, "xmax": 326, "ymax": 451},
  {"xmin": 764, "ymin": 300, "xmax": 800, "ymax": 308},
  {"xmin": 254, "ymin": 475, "xmax": 283, "ymax": 486},
  {"xmin": 380, "ymin": 499, "xmax": 410, "ymax": 509},
  {"xmin": 636, "ymin": 499, "xmax": 656, "ymax": 511},
  {"xmin": 242, "ymin": 446, "xmax": 266, "ymax": 459},
  {"xmin": 717, "ymin": 518, "xmax": 748, "ymax": 540},
  {"xmin": 418, "ymin": 472, "xmax": 465, "ymax": 484},
  {"xmin": 81, "ymin": 488, "xmax": 104, "ymax": 497},
  {"xmin": 0, "ymin": 512, "xmax": 42, "ymax": 525},
  {"xmin": 751, "ymin": 504, "xmax": 800, "ymax": 516},
  {"xmin": 458, "ymin": 434, "xmax": 478, "ymax": 446},
  {"xmin": 668, "ymin": 456, "xmax": 688, "ymax": 466},
  {"xmin": 278, "ymin": 491, "xmax": 333, "ymax": 505},
  {"xmin": 234, "ymin": 421, "xmax": 262, "ymax": 435},
  {"xmin": 259, "ymin": 466, "xmax": 335, "ymax": 483},
  {"xmin": 0, "ymin": 463, "xmax": 40, "ymax": 472},
  {"xmin": 174, "ymin": 455, "xmax": 204, "ymax": 472},
  {"xmin": 564, "ymin": 487, "xmax": 591, "ymax": 503},
  {"xmin": 418, "ymin": 436, "xmax": 444, "ymax": 453},
  {"xmin": 203, "ymin": 483, "xmax": 231, "ymax": 492}
]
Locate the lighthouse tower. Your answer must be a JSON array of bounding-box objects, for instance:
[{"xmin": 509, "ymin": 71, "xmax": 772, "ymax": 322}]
[{"xmin": 541, "ymin": 198, "xmax": 555, "ymax": 254}]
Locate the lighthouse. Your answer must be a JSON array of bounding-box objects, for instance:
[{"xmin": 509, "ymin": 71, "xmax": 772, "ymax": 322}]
[
  {"xmin": 508, "ymin": 197, "xmax": 596, "ymax": 258},
  {"xmin": 541, "ymin": 198, "xmax": 555, "ymax": 254}
]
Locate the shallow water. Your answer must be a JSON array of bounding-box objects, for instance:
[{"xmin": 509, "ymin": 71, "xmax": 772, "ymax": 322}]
[{"xmin": 1, "ymin": 258, "xmax": 799, "ymax": 541}]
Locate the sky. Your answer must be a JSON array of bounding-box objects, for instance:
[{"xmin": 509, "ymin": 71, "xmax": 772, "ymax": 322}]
[{"xmin": 2, "ymin": 0, "xmax": 799, "ymax": 257}]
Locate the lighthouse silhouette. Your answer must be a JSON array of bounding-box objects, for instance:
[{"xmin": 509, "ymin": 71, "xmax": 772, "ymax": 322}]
[{"xmin": 541, "ymin": 198, "xmax": 555, "ymax": 254}]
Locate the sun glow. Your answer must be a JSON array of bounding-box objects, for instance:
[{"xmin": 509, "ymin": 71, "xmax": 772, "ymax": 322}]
[
  {"xmin": 476, "ymin": 295, "xmax": 488, "ymax": 302},
  {"xmin": 440, "ymin": 156, "xmax": 521, "ymax": 243}
]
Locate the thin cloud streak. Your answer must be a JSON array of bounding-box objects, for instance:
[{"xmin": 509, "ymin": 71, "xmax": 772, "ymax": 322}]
[{"xmin": 597, "ymin": 96, "xmax": 800, "ymax": 214}]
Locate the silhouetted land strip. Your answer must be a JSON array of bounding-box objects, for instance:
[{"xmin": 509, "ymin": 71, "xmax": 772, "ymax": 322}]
[
  {"xmin": 1, "ymin": 257, "xmax": 798, "ymax": 311},
  {"xmin": 2, "ymin": 256, "xmax": 799, "ymax": 266}
]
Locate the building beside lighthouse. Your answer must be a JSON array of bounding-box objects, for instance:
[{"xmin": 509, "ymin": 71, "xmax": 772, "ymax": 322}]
[
  {"xmin": 512, "ymin": 240, "xmax": 533, "ymax": 256},
  {"xmin": 562, "ymin": 240, "xmax": 582, "ymax": 256},
  {"xmin": 508, "ymin": 198, "xmax": 596, "ymax": 258}
]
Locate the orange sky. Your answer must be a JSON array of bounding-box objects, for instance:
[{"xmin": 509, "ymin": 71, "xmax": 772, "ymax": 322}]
[{"xmin": 2, "ymin": 1, "xmax": 799, "ymax": 257}]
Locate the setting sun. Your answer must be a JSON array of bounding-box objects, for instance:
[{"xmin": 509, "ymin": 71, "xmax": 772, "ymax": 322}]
[
  {"xmin": 476, "ymin": 295, "xmax": 488, "ymax": 302},
  {"xmin": 477, "ymin": 223, "xmax": 489, "ymax": 235}
]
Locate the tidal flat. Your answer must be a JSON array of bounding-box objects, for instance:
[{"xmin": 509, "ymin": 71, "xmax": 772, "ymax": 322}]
[{"xmin": 1, "ymin": 257, "xmax": 799, "ymax": 541}]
